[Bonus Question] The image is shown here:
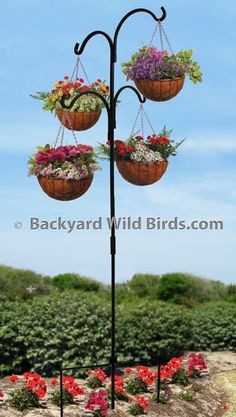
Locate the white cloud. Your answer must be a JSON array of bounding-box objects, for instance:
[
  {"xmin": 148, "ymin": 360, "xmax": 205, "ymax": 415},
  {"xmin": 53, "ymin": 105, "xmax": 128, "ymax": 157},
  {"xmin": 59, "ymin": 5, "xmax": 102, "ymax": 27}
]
[
  {"xmin": 146, "ymin": 173, "xmax": 236, "ymax": 220},
  {"xmin": 186, "ymin": 137, "xmax": 236, "ymax": 152}
]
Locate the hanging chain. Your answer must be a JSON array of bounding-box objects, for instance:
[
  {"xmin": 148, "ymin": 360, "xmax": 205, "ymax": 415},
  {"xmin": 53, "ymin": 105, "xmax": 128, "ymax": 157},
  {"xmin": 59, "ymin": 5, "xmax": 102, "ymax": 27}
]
[
  {"xmin": 70, "ymin": 57, "xmax": 91, "ymax": 85},
  {"xmin": 71, "ymin": 129, "xmax": 78, "ymax": 145},
  {"xmin": 53, "ymin": 123, "xmax": 78, "ymax": 147},
  {"xmin": 79, "ymin": 58, "xmax": 91, "ymax": 85},
  {"xmin": 53, "ymin": 124, "xmax": 65, "ymax": 148},
  {"xmin": 61, "ymin": 113, "xmax": 79, "ymax": 145},
  {"xmin": 149, "ymin": 23, "xmax": 159, "ymax": 46},
  {"xmin": 158, "ymin": 22, "xmax": 164, "ymax": 51},
  {"xmin": 70, "ymin": 58, "xmax": 79, "ymax": 82},
  {"xmin": 142, "ymin": 106, "xmax": 156, "ymax": 135},
  {"xmin": 130, "ymin": 105, "xmax": 142, "ymax": 137},
  {"xmin": 130, "ymin": 104, "xmax": 157, "ymax": 138},
  {"xmin": 159, "ymin": 22, "xmax": 174, "ymax": 55},
  {"xmin": 149, "ymin": 21, "xmax": 174, "ymax": 54},
  {"xmin": 140, "ymin": 105, "xmax": 144, "ymax": 138},
  {"xmin": 59, "ymin": 126, "xmax": 65, "ymax": 146}
]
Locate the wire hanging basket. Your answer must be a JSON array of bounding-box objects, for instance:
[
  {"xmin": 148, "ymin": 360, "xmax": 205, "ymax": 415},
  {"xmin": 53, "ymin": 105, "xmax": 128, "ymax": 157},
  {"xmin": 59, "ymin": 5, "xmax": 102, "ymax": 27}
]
[
  {"xmin": 116, "ymin": 159, "xmax": 168, "ymax": 186},
  {"xmin": 56, "ymin": 110, "xmax": 101, "ymax": 132},
  {"xmin": 55, "ymin": 58, "xmax": 103, "ymax": 131},
  {"xmin": 134, "ymin": 77, "xmax": 185, "ymax": 102},
  {"xmin": 38, "ymin": 176, "xmax": 93, "ymax": 201},
  {"xmin": 115, "ymin": 105, "xmax": 169, "ymax": 186},
  {"xmin": 123, "ymin": 21, "xmax": 187, "ymax": 102},
  {"xmin": 30, "ymin": 126, "xmax": 96, "ymax": 201}
]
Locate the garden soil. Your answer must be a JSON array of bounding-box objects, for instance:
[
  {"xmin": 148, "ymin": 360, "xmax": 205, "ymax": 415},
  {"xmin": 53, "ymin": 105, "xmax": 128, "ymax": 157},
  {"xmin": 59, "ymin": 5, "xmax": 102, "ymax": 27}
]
[{"xmin": 0, "ymin": 352, "xmax": 236, "ymax": 417}]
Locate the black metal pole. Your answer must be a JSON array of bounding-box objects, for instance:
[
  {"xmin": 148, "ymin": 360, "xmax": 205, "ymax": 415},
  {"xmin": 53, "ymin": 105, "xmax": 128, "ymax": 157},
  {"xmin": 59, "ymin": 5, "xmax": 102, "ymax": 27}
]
[
  {"xmin": 109, "ymin": 42, "xmax": 116, "ymax": 412},
  {"xmin": 60, "ymin": 367, "xmax": 63, "ymax": 417},
  {"xmin": 157, "ymin": 358, "xmax": 161, "ymax": 403},
  {"xmin": 61, "ymin": 6, "xmax": 167, "ymax": 412}
]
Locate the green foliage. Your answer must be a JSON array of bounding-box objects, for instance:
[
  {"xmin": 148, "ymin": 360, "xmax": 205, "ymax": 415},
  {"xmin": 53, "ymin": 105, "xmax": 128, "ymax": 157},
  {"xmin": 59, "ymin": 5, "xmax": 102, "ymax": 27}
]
[
  {"xmin": 30, "ymin": 86, "xmax": 108, "ymax": 112},
  {"xmin": 191, "ymin": 302, "xmax": 236, "ymax": 351},
  {"xmin": 0, "ymin": 265, "xmax": 235, "ymax": 376},
  {"xmin": 0, "ymin": 292, "xmax": 111, "ymax": 376},
  {"xmin": 51, "ymin": 389, "xmax": 74, "ymax": 407},
  {"xmin": 127, "ymin": 274, "xmax": 160, "ymax": 297},
  {"xmin": 9, "ymin": 388, "xmax": 39, "ymax": 411},
  {"xmin": 107, "ymin": 387, "xmax": 129, "ymax": 402},
  {"xmin": 156, "ymin": 273, "xmax": 227, "ymax": 306},
  {"xmin": 97, "ymin": 127, "xmax": 185, "ymax": 162},
  {"xmin": 125, "ymin": 377, "xmax": 148, "ymax": 395},
  {"xmin": 225, "ymin": 285, "xmax": 236, "ymax": 303},
  {"xmin": 87, "ymin": 376, "xmax": 104, "ymax": 389},
  {"xmin": 129, "ymin": 403, "xmax": 146, "ymax": 416},
  {"xmin": 176, "ymin": 49, "xmax": 202, "ymax": 83},
  {"xmin": 0, "ymin": 265, "xmax": 51, "ymax": 300},
  {"xmin": 117, "ymin": 302, "xmax": 192, "ymax": 362},
  {"xmin": 122, "ymin": 46, "xmax": 202, "ymax": 84},
  {"xmin": 52, "ymin": 273, "xmax": 101, "ymax": 292},
  {"xmin": 0, "ymin": 295, "xmax": 191, "ymax": 376},
  {"xmin": 179, "ymin": 390, "xmax": 194, "ymax": 402},
  {"xmin": 158, "ymin": 393, "xmax": 167, "ymax": 404},
  {"xmin": 156, "ymin": 273, "xmax": 191, "ymax": 304},
  {"xmin": 171, "ymin": 369, "xmax": 189, "ymax": 386},
  {"xmin": 30, "ymin": 92, "xmax": 55, "ymax": 112}
]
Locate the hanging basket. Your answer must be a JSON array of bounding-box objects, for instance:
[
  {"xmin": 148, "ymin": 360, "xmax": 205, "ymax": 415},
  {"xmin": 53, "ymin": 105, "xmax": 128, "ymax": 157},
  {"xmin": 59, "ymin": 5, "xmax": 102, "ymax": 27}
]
[
  {"xmin": 116, "ymin": 160, "xmax": 168, "ymax": 186},
  {"xmin": 134, "ymin": 78, "xmax": 185, "ymax": 101},
  {"xmin": 56, "ymin": 111, "xmax": 101, "ymax": 131},
  {"xmin": 37, "ymin": 176, "xmax": 93, "ymax": 201}
]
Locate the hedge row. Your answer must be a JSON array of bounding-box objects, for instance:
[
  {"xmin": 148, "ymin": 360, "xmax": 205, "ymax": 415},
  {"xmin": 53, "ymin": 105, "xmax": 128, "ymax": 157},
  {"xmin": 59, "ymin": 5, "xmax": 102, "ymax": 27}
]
[{"xmin": 0, "ymin": 294, "xmax": 235, "ymax": 376}]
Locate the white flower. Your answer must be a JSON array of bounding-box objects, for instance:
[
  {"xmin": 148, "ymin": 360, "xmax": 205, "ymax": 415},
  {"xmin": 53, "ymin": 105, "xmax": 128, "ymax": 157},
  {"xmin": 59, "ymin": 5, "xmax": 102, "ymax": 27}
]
[
  {"xmin": 37, "ymin": 161, "xmax": 100, "ymax": 180},
  {"xmin": 130, "ymin": 144, "xmax": 163, "ymax": 164}
]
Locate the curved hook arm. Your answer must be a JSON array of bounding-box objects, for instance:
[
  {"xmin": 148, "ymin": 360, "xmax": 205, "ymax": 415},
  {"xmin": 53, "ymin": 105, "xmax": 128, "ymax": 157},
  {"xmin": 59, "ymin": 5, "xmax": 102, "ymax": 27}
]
[
  {"xmin": 74, "ymin": 30, "xmax": 113, "ymax": 56},
  {"xmin": 113, "ymin": 6, "xmax": 167, "ymax": 55},
  {"xmin": 61, "ymin": 91, "xmax": 111, "ymax": 129},
  {"xmin": 114, "ymin": 85, "xmax": 146, "ymax": 108}
]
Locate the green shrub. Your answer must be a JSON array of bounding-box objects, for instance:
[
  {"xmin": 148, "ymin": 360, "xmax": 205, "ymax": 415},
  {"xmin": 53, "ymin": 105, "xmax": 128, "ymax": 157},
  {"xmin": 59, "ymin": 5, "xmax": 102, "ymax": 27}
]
[
  {"xmin": 52, "ymin": 273, "xmax": 101, "ymax": 292},
  {"xmin": 9, "ymin": 388, "xmax": 39, "ymax": 411},
  {"xmin": 179, "ymin": 390, "xmax": 194, "ymax": 402},
  {"xmin": 51, "ymin": 390, "xmax": 73, "ymax": 407},
  {"xmin": 117, "ymin": 302, "xmax": 192, "ymax": 362},
  {"xmin": 0, "ymin": 296, "xmax": 191, "ymax": 376},
  {"xmin": 0, "ymin": 292, "xmax": 111, "ymax": 376},
  {"xmin": 156, "ymin": 273, "xmax": 190, "ymax": 304},
  {"xmin": 127, "ymin": 274, "xmax": 160, "ymax": 297},
  {"xmin": 191, "ymin": 302, "xmax": 236, "ymax": 351},
  {"xmin": 125, "ymin": 377, "xmax": 148, "ymax": 395},
  {"xmin": 156, "ymin": 273, "xmax": 227, "ymax": 305},
  {"xmin": 0, "ymin": 265, "xmax": 51, "ymax": 300},
  {"xmin": 171, "ymin": 369, "xmax": 189, "ymax": 386},
  {"xmin": 1, "ymin": 293, "xmax": 235, "ymax": 377}
]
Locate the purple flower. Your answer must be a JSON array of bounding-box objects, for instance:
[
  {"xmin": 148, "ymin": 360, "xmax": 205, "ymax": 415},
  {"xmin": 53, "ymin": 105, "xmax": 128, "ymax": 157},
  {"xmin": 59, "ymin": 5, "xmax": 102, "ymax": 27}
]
[{"xmin": 124, "ymin": 46, "xmax": 188, "ymax": 81}]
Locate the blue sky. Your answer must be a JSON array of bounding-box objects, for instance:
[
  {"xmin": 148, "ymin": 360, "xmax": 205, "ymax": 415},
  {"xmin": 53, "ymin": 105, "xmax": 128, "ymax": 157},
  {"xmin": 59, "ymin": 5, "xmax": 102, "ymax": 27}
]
[{"xmin": 0, "ymin": 0, "xmax": 236, "ymax": 283}]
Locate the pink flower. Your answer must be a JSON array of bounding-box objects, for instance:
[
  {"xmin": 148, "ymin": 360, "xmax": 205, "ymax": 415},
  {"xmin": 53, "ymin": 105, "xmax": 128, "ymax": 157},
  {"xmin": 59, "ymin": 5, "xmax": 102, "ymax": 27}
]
[
  {"xmin": 0, "ymin": 391, "xmax": 4, "ymax": 398},
  {"xmin": 35, "ymin": 151, "xmax": 54, "ymax": 165},
  {"xmin": 51, "ymin": 149, "xmax": 67, "ymax": 162},
  {"xmin": 58, "ymin": 171, "xmax": 68, "ymax": 179},
  {"xmin": 68, "ymin": 149, "xmax": 78, "ymax": 157}
]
